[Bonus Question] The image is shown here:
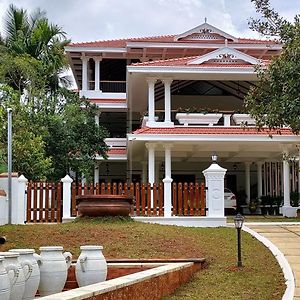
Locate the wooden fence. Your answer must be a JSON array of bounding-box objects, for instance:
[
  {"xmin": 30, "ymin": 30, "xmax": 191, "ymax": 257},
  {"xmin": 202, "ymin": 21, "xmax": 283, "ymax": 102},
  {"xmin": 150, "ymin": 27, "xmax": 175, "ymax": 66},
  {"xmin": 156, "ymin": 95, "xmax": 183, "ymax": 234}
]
[
  {"xmin": 26, "ymin": 181, "xmax": 206, "ymax": 223},
  {"xmin": 26, "ymin": 182, "xmax": 62, "ymax": 223}
]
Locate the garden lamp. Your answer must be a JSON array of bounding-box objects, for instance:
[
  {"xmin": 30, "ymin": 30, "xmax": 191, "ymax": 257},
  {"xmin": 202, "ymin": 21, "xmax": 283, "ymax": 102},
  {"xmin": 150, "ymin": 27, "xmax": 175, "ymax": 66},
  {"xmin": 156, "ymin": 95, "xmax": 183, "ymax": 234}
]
[
  {"xmin": 211, "ymin": 153, "xmax": 218, "ymax": 163},
  {"xmin": 234, "ymin": 213, "xmax": 244, "ymax": 267}
]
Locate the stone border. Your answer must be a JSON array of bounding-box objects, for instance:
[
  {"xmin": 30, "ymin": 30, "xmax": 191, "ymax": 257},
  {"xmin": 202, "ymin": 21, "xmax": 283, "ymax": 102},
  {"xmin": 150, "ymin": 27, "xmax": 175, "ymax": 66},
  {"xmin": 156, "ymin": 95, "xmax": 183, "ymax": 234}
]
[
  {"xmin": 243, "ymin": 225, "xmax": 295, "ymax": 300},
  {"xmin": 38, "ymin": 262, "xmax": 194, "ymax": 300}
]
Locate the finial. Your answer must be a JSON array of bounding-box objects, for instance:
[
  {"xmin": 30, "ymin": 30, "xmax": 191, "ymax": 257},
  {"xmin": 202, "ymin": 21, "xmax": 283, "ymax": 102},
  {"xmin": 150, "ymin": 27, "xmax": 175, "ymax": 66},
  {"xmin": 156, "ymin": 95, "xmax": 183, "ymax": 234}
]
[
  {"xmin": 204, "ymin": 17, "xmax": 207, "ymax": 23},
  {"xmin": 225, "ymin": 38, "xmax": 228, "ymax": 47}
]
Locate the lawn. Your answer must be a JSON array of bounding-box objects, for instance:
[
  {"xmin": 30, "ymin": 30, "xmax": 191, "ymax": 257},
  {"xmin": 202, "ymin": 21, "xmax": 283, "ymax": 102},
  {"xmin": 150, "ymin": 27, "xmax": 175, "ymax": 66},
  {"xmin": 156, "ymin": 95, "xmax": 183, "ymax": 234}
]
[{"xmin": 0, "ymin": 217, "xmax": 285, "ymax": 300}]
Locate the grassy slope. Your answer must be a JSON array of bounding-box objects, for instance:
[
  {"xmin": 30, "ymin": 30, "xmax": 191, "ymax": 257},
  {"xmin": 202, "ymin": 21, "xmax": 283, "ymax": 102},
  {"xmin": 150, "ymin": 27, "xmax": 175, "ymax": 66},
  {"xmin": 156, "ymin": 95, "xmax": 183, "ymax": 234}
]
[{"xmin": 0, "ymin": 217, "xmax": 285, "ymax": 299}]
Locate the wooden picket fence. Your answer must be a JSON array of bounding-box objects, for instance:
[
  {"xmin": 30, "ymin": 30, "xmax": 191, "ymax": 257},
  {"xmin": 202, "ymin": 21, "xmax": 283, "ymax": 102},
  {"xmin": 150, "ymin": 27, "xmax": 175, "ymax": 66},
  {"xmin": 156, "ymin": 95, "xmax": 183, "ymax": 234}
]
[
  {"xmin": 26, "ymin": 182, "xmax": 62, "ymax": 223},
  {"xmin": 26, "ymin": 181, "xmax": 206, "ymax": 223}
]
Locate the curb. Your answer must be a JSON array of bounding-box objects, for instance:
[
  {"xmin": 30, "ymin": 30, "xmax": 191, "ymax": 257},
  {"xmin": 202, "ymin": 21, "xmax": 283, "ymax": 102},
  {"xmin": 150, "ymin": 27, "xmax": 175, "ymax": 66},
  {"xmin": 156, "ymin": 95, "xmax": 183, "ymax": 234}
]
[{"xmin": 243, "ymin": 225, "xmax": 295, "ymax": 300}]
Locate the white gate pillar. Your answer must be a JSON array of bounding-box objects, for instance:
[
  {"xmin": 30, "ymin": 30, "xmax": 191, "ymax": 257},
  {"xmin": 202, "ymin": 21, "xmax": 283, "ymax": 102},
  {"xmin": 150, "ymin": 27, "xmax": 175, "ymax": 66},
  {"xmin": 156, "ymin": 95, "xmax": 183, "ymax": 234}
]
[
  {"xmin": 61, "ymin": 174, "xmax": 73, "ymax": 222},
  {"xmin": 163, "ymin": 144, "xmax": 173, "ymax": 217},
  {"xmin": 203, "ymin": 161, "xmax": 227, "ymax": 218}
]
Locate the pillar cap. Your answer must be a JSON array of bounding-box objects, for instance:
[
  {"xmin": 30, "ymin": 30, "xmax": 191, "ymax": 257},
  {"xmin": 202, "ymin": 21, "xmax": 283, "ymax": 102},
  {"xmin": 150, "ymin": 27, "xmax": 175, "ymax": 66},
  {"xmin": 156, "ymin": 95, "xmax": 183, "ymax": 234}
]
[
  {"xmin": 203, "ymin": 162, "xmax": 227, "ymax": 175},
  {"xmin": 18, "ymin": 174, "xmax": 28, "ymax": 183},
  {"xmin": 61, "ymin": 174, "xmax": 73, "ymax": 183}
]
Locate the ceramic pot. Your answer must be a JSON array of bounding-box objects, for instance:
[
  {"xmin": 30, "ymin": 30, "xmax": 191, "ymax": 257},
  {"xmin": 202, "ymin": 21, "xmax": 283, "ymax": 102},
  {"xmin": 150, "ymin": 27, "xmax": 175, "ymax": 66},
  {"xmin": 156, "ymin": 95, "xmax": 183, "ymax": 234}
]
[
  {"xmin": 0, "ymin": 255, "xmax": 12, "ymax": 300},
  {"xmin": 35, "ymin": 246, "xmax": 72, "ymax": 296},
  {"xmin": 0, "ymin": 251, "xmax": 28, "ymax": 300},
  {"xmin": 75, "ymin": 245, "xmax": 107, "ymax": 287},
  {"xmin": 9, "ymin": 249, "xmax": 39, "ymax": 300}
]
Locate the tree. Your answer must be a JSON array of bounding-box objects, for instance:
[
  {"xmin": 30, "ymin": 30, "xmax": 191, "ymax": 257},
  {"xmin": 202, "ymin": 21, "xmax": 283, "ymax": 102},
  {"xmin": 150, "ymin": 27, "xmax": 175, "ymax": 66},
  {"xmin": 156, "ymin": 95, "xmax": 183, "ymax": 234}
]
[{"xmin": 245, "ymin": 0, "xmax": 300, "ymax": 133}]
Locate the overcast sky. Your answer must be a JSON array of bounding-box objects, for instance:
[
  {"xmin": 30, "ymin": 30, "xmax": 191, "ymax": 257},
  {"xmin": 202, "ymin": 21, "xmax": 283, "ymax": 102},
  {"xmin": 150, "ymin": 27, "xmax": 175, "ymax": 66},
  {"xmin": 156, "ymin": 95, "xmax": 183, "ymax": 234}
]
[{"xmin": 0, "ymin": 0, "xmax": 299, "ymax": 43}]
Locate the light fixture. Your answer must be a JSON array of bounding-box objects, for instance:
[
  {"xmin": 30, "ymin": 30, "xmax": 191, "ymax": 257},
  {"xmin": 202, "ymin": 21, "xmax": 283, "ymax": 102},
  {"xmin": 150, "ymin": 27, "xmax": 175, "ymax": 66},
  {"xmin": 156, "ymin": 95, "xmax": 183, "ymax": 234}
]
[
  {"xmin": 211, "ymin": 153, "xmax": 218, "ymax": 163},
  {"xmin": 234, "ymin": 213, "xmax": 245, "ymax": 267}
]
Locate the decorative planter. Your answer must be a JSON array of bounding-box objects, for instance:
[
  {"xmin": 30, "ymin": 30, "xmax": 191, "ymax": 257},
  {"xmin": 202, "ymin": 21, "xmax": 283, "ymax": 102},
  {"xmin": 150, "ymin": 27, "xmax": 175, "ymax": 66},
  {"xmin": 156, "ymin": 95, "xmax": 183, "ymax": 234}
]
[
  {"xmin": 176, "ymin": 113, "xmax": 222, "ymax": 126},
  {"xmin": 232, "ymin": 114, "xmax": 256, "ymax": 125},
  {"xmin": 76, "ymin": 194, "xmax": 133, "ymax": 217},
  {"xmin": 34, "ymin": 246, "xmax": 72, "ymax": 296},
  {"xmin": 0, "ymin": 251, "xmax": 28, "ymax": 300},
  {"xmin": 142, "ymin": 116, "xmax": 159, "ymax": 127},
  {"xmin": 9, "ymin": 249, "xmax": 39, "ymax": 300},
  {"xmin": 0, "ymin": 255, "xmax": 11, "ymax": 300},
  {"xmin": 75, "ymin": 245, "xmax": 107, "ymax": 287}
]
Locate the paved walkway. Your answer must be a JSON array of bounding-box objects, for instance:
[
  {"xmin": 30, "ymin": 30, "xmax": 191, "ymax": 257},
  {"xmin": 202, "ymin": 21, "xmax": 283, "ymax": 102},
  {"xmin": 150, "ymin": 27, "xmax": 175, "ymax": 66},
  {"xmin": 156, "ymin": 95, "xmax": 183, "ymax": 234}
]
[{"xmin": 247, "ymin": 224, "xmax": 300, "ymax": 300}]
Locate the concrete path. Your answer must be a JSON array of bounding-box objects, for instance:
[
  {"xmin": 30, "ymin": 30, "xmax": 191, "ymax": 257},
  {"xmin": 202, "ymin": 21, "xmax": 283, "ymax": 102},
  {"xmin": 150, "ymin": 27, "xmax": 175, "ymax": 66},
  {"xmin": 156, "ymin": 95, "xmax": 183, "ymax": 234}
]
[{"xmin": 247, "ymin": 224, "xmax": 300, "ymax": 300}]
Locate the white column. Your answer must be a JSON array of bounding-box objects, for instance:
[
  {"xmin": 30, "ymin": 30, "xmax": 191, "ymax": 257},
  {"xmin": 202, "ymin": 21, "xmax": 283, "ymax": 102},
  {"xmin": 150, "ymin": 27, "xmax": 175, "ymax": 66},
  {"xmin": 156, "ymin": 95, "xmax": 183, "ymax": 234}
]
[
  {"xmin": 12, "ymin": 175, "xmax": 28, "ymax": 224},
  {"xmin": 245, "ymin": 162, "xmax": 251, "ymax": 204},
  {"xmin": 95, "ymin": 113, "xmax": 100, "ymax": 126},
  {"xmin": 163, "ymin": 144, "xmax": 173, "ymax": 217},
  {"xmin": 81, "ymin": 56, "xmax": 88, "ymax": 91},
  {"xmin": 94, "ymin": 165, "xmax": 99, "ymax": 184},
  {"xmin": 142, "ymin": 162, "xmax": 147, "ymax": 184},
  {"xmin": 283, "ymin": 159, "xmax": 290, "ymax": 207},
  {"xmin": 94, "ymin": 57, "xmax": 102, "ymax": 91},
  {"xmin": 146, "ymin": 143, "xmax": 156, "ymax": 186},
  {"xmin": 257, "ymin": 162, "xmax": 263, "ymax": 198},
  {"xmin": 61, "ymin": 174, "xmax": 73, "ymax": 222},
  {"xmin": 146, "ymin": 78, "xmax": 156, "ymax": 126},
  {"xmin": 203, "ymin": 162, "xmax": 227, "ymax": 219},
  {"xmin": 162, "ymin": 78, "xmax": 173, "ymax": 126}
]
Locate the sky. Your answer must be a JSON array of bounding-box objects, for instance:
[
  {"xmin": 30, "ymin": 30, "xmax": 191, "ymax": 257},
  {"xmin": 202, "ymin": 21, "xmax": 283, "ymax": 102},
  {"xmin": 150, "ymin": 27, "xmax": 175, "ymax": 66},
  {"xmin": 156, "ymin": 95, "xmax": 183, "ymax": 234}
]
[{"xmin": 0, "ymin": 0, "xmax": 299, "ymax": 43}]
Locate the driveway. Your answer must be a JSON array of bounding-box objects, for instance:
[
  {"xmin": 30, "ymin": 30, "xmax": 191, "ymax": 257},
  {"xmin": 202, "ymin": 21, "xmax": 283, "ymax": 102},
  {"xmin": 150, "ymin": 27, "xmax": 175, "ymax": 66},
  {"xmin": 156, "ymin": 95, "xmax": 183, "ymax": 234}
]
[{"xmin": 246, "ymin": 224, "xmax": 300, "ymax": 300}]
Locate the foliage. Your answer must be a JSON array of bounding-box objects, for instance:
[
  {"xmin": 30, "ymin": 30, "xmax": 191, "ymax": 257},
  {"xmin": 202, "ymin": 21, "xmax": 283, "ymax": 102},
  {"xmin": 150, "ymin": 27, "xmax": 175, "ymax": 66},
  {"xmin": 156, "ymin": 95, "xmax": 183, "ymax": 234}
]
[
  {"xmin": 246, "ymin": 0, "xmax": 300, "ymax": 133},
  {"xmin": 0, "ymin": 5, "xmax": 109, "ymax": 181},
  {"xmin": 177, "ymin": 107, "xmax": 219, "ymax": 114}
]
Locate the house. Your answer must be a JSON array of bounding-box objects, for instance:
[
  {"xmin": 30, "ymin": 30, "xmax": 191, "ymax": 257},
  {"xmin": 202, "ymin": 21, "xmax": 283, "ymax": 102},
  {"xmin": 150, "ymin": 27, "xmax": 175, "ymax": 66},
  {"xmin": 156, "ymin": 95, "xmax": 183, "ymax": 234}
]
[{"xmin": 65, "ymin": 21, "xmax": 300, "ymax": 219}]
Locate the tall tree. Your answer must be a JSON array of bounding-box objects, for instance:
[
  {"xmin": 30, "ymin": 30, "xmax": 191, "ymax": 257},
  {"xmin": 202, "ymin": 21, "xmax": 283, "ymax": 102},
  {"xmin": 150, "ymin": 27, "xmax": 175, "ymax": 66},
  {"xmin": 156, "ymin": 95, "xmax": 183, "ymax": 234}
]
[{"xmin": 245, "ymin": 0, "xmax": 300, "ymax": 133}]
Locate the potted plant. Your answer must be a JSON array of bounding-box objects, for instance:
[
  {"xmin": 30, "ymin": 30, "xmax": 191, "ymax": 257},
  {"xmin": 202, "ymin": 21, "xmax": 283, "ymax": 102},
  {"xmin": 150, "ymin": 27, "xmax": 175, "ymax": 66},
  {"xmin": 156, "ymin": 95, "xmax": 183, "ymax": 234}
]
[{"xmin": 248, "ymin": 199, "xmax": 259, "ymax": 214}]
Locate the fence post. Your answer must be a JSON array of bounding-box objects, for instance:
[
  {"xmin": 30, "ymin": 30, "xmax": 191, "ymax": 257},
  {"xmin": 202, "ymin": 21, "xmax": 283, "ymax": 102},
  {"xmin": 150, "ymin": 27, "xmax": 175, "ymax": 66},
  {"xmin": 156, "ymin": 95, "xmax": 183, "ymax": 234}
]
[
  {"xmin": 11, "ymin": 175, "xmax": 28, "ymax": 224},
  {"xmin": 61, "ymin": 175, "xmax": 73, "ymax": 223}
]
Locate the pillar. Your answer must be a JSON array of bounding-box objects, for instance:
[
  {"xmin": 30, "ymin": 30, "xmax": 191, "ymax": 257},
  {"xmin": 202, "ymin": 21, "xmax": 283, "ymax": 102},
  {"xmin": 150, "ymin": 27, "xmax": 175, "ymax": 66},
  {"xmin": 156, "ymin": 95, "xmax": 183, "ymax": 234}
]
[
  {"xmin": 94, "ymin": 57, "xmax": 102, "ymax": 91},
  {"xmin": 81, "ymin": 56, "xmax": 88, "ymax": 91},
  {"xmin": 203, "ymin": 162, "xmax": 227, "ymax": 218},
  {"xmin": 257, "ymin": 162, "xmax": 263, "ymax": 198},
  {"xmin": 283, "ymin": 159, "xmax": 290, "ymax": 207},
  {"xmin": 61, "ymin": 175, "xmax": 73, "ymax": 222},
  {"xmin": 245, "ymin": 162, "xmax": 251, "ymax": 204},
  {"xmin": 94, "ymin": 165, "xmax": 100, "ymax": 184},
  {"xmin": 163, "ymin": 144, "xmax": 173, "ymax": 217},
  {"xmin": 162, "ymin": 78, "xmax": 173, "ymax": 125},
  {"xmin": 146, "ymin": 78, "xmax": 156, "ymax": 126},
  {"xmin": 95, "ymin": 113, "xmax": 100, "ymax": 126},
  {"xmin": 146, "ymin": 143, "xmax": 156, "ymax": 186}
]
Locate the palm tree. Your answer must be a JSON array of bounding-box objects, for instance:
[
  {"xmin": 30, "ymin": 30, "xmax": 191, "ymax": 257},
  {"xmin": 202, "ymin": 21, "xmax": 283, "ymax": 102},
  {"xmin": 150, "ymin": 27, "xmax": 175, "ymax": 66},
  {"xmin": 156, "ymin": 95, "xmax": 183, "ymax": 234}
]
[{"xmin": 1, "ymin": 4, "xmax": 71, "ymax": 92}]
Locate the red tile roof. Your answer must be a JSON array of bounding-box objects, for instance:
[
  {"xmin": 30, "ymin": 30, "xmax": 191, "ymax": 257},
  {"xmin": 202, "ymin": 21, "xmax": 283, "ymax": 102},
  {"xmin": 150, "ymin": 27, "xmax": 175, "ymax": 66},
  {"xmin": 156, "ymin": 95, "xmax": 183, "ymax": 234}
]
[
  {"xmin": 89, "ymin": 99, "xmax": 126, "ymax": 104},
  {"xmin": 133, "ymin": 126, "xmax": 295, "ymax": 136},
  {"xmin": 68, "ymin": 36, "xmax": 276, "ymax": 48},
  {"xmin": 107, "ymin": 148, "xmax": 127, "ymax": 155}
]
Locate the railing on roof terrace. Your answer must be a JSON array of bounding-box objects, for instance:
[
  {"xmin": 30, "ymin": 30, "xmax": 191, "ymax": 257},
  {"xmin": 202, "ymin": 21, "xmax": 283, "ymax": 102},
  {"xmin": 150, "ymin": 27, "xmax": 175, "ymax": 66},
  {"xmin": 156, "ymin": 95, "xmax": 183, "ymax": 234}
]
[{"xmin": 88, "ymin": 80, "xmax": 126, "ymax": 93}]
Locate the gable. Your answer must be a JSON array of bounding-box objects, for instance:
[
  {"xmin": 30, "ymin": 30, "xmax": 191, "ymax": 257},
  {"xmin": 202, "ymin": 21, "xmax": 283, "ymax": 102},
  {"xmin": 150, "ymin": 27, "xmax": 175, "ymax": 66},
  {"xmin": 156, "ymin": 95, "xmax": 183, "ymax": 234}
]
[
  {"xmin": 175, "ymin": 22, "xmax": 238, "ymax": 42},
  {"xmin": 187, "ymin": 46, "xmax": 261, "ymax": 65}
]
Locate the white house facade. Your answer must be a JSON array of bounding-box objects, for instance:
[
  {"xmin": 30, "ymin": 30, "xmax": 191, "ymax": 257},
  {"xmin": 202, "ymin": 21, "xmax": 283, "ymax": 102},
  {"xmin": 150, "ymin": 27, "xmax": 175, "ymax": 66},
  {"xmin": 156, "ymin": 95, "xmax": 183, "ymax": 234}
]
[{"xmin": 65, "ymin": 21, "xmax": 300, "ymax": 218}]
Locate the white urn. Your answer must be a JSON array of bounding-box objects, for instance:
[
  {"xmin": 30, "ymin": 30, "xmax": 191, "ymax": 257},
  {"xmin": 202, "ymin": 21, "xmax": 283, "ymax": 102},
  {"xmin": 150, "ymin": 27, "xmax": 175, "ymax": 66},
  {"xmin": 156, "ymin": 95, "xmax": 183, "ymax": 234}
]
[
  {"xmin": 34, "ymin": 246, "xmax": 72, "ymax": 296},
  {"xmin": 0, "ymin": 255, "xmax": 11, "ymax": 300},
  {"xmin": 9, "ymin": 249, "xmax": 39, "ymax": 300},
  {"xmin": 0, "ymin": 251, "xmax": 30, "ymax": 300},
  {"xmin": 75, "ymin": 245, "xmax": 107, "ymax": 287}
]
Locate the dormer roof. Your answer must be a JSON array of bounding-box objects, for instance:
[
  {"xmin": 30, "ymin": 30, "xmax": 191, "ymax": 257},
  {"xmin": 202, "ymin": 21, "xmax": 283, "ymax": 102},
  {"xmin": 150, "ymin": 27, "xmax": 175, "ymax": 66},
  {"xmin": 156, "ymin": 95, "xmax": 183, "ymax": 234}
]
[
  {"xmin": 174, "ymin": 22, "xmax": 238, "ymax": 42},
  {"xmin": 187, "ymin": 46, "xmax": 261, "ymax": 65}
]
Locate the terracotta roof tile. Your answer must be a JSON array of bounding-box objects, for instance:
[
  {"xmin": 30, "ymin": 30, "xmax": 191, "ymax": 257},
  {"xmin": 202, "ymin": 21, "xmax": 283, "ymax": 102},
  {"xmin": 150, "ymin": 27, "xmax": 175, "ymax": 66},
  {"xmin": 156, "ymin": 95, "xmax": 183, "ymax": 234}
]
[
  {"xmin": 133, "ymin": 126, "xmax": 295, "ymax": 136},
  {"xmin": 68, "ymin": 36, "xmax": 277, "ymax": 48},
  {"xmin": 108, "ymin": 148, "xmax": 127, "ymax": 155},
  {"xmin": 90, "ymin": 99, "xmax": 126, "ymax": 104}
]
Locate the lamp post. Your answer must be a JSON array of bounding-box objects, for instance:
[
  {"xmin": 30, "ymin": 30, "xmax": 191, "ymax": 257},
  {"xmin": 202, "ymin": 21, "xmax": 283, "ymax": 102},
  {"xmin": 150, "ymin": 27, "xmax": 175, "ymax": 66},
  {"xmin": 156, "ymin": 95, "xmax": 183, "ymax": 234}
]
[
  {"xmin": 234, "ymin": 213, "xmax": 244, "ymax": 267},
  {"xmin": 211, "ymin": 153, "xmax": 218, "ymax": 163}
]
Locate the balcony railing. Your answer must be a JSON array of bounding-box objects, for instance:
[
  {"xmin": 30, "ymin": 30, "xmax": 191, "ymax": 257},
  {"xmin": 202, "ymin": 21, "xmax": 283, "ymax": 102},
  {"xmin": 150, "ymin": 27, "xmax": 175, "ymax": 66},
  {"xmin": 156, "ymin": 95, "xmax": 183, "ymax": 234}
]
[{"xmin": 88, "ymin": 81, "xmax": 126, "ymax": 93}]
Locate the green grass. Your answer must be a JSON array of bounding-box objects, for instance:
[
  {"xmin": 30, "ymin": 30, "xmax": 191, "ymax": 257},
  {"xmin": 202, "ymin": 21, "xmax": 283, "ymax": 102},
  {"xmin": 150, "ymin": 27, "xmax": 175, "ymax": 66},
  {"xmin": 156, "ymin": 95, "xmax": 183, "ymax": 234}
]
[{"xmin": 0, "ymin": 217, "xmax": 285, "ymax": 299}]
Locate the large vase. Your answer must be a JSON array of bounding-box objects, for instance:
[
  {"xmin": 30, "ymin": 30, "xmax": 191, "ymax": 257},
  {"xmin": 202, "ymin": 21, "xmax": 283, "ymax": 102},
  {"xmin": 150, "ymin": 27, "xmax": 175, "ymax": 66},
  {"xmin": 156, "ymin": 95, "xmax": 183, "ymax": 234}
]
[
  {"xmin": 9, "ymin": 249, "xmax": 39, "ymax": 300},
  {"xmin": 35, "ymin": 246, "xmax": 72, "ymax": 296},
  {"xmin": 75, "ymin": 245, "xmax": 107, "ymax": 287},
  {"xmin": 0, "ymin": 251, "xmax": 29, "ymax": 300},
  {"xmin": 0, "ymin": 255, "xmax": 12, "ymax": 300}
]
